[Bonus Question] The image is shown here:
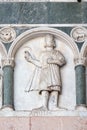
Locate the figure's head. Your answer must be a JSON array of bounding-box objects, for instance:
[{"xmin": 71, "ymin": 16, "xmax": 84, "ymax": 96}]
[{"xmin": 44, "ymin": 34, "xmax": 56, "ymax": 48}]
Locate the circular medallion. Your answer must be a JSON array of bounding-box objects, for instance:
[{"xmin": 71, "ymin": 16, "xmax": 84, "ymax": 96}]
[
  {"xmin": 70, "ymin": 27, "xmax": 87, "ymax": 43},
  {"xmin": 0, "ymin": 27, "xmax": 16, "ymax": 43}
]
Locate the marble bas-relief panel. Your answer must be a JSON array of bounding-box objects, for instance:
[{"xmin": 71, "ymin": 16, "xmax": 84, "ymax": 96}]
[{"xmin": 14, "ymin": 34, "xmax": 76, "ymax": 111}]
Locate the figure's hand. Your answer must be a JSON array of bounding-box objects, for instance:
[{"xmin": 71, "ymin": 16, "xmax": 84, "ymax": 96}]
[
  {"xmin": 24, "ymin": 51, "xmax": 32, "ymax": 62},
  {"xmin": 25, "ymin": 51, "xmax": 29, "ymax": 60},
  {"xmin": 59, "ymin": 57, "xmax": 66, "ymax": 65}
]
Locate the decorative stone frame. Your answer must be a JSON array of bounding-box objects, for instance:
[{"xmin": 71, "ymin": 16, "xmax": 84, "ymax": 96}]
[
  {"xmin": 8, "ymin": 27, "xmax": 79, "ymax": 60},
  {"xmin": 8, "ymin": 27, "xmax": 79, "ymax": 111},
  {"xmin": 81, "ymin": 40, "xmax": 87, "ymax": 59},
  {"xmin": 78, "ymin": 40, "xmax": 87, "ymax": 66},
  {"xmin": 0, "ymin": 26, "xmax": 87, "ymax": 114},
  {"xmin": 0, "ymin": 41, "xmax": 7, "ymax": 60}
]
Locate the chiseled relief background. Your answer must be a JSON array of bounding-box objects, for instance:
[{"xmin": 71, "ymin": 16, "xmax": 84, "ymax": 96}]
[{"xmin": 14, "ymin": 35, "xmax": 76, "ymax": 111}]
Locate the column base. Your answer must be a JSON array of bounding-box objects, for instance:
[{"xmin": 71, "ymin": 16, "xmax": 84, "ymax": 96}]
[
  {"xmin": 75, "ymin": 104, "xmax": 87, "ymax": 111},
  {"xmin": 1, "ymin": 105, "xmax": 14, "ymax": 111}
]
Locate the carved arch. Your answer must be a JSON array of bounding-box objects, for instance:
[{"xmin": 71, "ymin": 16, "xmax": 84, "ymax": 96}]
[
  {"xmin": 81, "ymin": 40, "xmax": 87, "ymax": 57},
  {"xmin": 8, "ymin": 27, "xmax": 79, "ymax": 59},
  {"xmin": 0, "ymin": 41, "xmax": 7, "ymax": 59}
]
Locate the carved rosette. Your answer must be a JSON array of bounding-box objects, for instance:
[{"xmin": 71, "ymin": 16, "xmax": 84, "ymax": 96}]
[
  {"xmin": 74, "ymin": 57, "xmax": 87, "ymax": 66},
  {"xmin": 1, "ymin": 58, "xmax": 15, "ymax": 68},
  {"xmin": 70, "ymin": 27, "xmax": 87, "ymax": 43},
  {"xmin": 0, "ymin": 27, "xmax": 16, "ymax": 43}
]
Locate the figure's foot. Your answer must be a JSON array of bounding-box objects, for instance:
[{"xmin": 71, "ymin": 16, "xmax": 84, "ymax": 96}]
[
  {"xmin": 50, "ymin": 107, "xmax": 61, "ymax": 111},
  {"xmin": 32, "ymin": 106, "xmax": 48, "ymax": 112},
  {"xmin": 50, "ymin": 106, "xmax": 68, "ymax": 111},
  {"xmin": 30, "ymin": 106, "xmax": 48, "ymax": 116}
]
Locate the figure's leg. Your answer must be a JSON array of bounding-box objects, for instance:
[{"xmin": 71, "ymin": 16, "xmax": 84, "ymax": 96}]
[
  {"xmin": 41, "ymin": 90, "xmax": 49, "ymax": 110},
  {"xmin": 50, "ymin": 91, "xmax": 59, "ymax": 110},
  {"xmin": 50, "ymin": 90, "xmax": 68, "ymax": 110},
  {"xmin": 31, "ymin": 91, "xmax": 49, "ymax": 111}
]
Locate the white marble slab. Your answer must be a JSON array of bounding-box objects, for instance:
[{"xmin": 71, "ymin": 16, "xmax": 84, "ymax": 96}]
[{"xmin": 14, "ymin": 35, "xmax": 76, "ymax": 111}]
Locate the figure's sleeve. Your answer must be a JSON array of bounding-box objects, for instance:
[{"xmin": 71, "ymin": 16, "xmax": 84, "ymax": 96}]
[
  {"xmin": 57, "ymin": 51, "xmax": 66, "ymax": 66},
  {"xmin": 47, "ymin": 50, "xmax": 66, "ymax": 66}
]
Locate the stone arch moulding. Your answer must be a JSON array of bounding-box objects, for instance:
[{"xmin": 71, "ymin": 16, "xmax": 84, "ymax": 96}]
[
  {"xmin": 0, "ymin": 41, "xmax": 7, "ymax": 59},
  {"xmin": 81, "ymin": 40, "xmax": 87, "ymax": 58},
  {"xmin": 80, "ymin": 40, "xmax": 87, "ymax": 66},
  {"xmin": 8, "ymin": 27, "xmax": 79, "ymax": 59}
]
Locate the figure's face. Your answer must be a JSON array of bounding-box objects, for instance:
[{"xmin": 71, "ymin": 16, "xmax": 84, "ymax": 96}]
[{"xmin": 45, "ymin": 36, "xmax": 55, "ymax": 48}]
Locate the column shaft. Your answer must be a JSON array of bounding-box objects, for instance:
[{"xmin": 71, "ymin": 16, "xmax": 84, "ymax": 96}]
[
  {"xmin": 2, "ymin": 66, "xmax": 14, "ymax": 108},
  {"xmin": 75, "ymin": 65, "xmax": 86, "ymax": 106}
]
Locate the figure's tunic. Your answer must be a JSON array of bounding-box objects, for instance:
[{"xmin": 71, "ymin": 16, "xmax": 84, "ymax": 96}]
[
  {"xmin": 25, "ymin": 50, "xmax": 65, "ymax": 92},
  {"xmin": 39, "ymin": 50, "xmax": 65, "ymax": 92}
]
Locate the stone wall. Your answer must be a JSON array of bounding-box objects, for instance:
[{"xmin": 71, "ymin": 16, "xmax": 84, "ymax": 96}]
[
  {"xmin": 0, "ymin": 2, "xmax": 86, "ymax": 24},
  {"xmin": 0, "ymin": 2, "xmax": 87, "ymax": 130}
]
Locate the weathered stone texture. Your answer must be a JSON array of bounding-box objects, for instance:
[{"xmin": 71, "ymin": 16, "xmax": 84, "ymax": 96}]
[
  {"xmin": 0, "ymin": 2, "xmax": 86, "ymax": 24},
  {"xmin": 0, "ymin": 117, "xmax": 30, "ymax": 130},
  {"xmin": 0, "ymin": 117, "xmax": 87, "ymax": 130}
]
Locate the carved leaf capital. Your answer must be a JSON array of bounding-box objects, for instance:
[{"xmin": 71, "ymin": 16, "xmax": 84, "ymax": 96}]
[
  {"xmin": 74, "ymin": 56, "xmax": 87, "ymax": 66},
  {"xmin": 1, "ymin": 58, "xmax": 15, "ymax": 68}
]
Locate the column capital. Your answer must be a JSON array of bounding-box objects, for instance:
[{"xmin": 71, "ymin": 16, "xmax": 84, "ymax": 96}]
[
  {"xmin": 74, "ymin": 57, "xmax": 87, "ymax": 67},
  {"xmin": 1, "ymin": 58, "xmax": 15, "ymax": 68}
]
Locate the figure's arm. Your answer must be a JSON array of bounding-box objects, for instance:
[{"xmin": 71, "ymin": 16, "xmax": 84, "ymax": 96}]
[
  {"xmin": 47, "ymin": 51, "xmax": 66, "ymax": 66},
  {"xmin": 25, "ymin": 51, "xmax": 42, "ymax": 68},
  {"xmin": 47, "ymin": 58, "xmax": 65, "ymax": 66}
]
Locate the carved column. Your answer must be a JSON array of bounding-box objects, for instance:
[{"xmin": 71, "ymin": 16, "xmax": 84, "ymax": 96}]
[
  {"xmin": 2, "ymin": 58, "xmax": 15, "ymax": 109},
  {"xmin": 74, "ymin": 57, "xmax": 86, "ymax": 108}
]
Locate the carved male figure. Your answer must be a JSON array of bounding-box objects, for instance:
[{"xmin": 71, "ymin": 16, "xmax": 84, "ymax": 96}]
[{"xmin": 25, "ymin": 34, "xmax": 66, "ymax": 110}]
